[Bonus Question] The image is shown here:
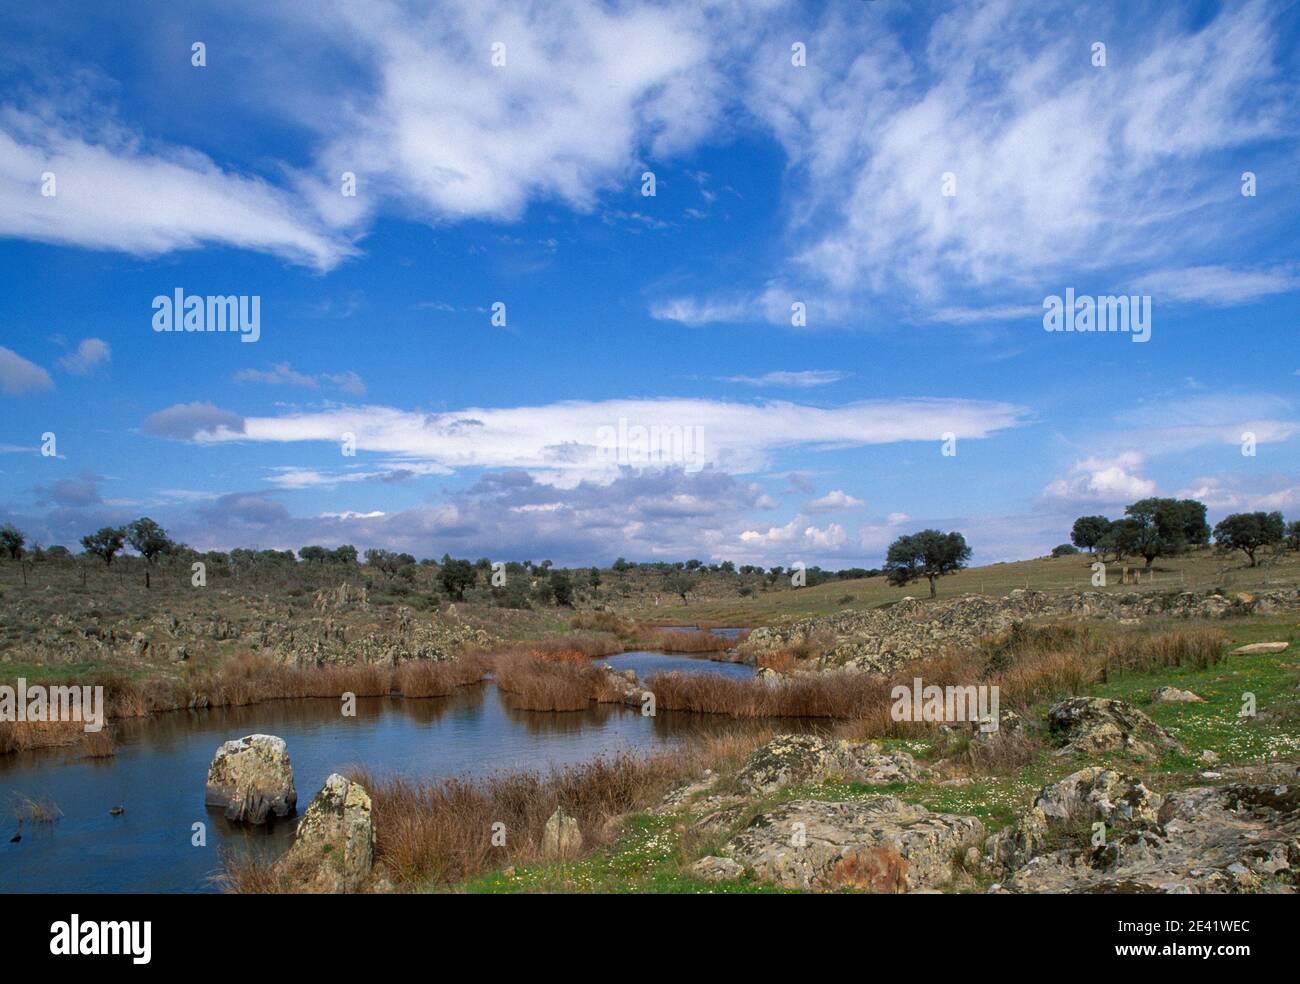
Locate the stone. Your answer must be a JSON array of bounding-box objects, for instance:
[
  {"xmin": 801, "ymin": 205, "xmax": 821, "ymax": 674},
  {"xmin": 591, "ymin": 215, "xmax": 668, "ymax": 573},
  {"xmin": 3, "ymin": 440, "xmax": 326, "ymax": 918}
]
[
  {"xmin": 1153, "ymin": 686, "xmax": 1204, "ymax": 703},
  {"xmin": 1047, "ymin": 697, "xmax": 1186, "ymax": 759},
  {"xmin": 688, "ymin": 856, "xmax": 745, "ymax": 883},
  {"xmin": 205, "ymin": 734, "xmax": 296, "ymax": 824},
  {"xmin": 541, "ymin": 806, "xmax": 583, "ymax": 860},
  {"xmin": 720, "ymin": 797, "xmax": 984, "ymax": 893},
  {"xmin": 1233, "ymin": 642, "xmax": 1289, "ymax": 655},
  {"xmin": 282, "ymin": 773, "xmax": 374, "ymax": 892},
  {"xmin": 735, "ymin": 734, "xmax": 930, "ymax": 795}
]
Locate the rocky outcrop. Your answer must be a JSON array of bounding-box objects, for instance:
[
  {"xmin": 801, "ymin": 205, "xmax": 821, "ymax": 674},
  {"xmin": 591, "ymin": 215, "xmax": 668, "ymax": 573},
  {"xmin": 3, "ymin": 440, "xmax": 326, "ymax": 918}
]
[
  {"xmin": 205, "ymin": 734, "xmax": 297, "ymax": 824},
  {"xmin": 719, "ymin": 797, "xmax": 984, "ymax": 892},
  {"xmin": 994, "ymin": 780, "xmax": 1300, "ymax": 893},
  {"xmin": 735, "ymin": 734, "xmax": 931, "ymax": 795},
  {"xmin": 541, "ymin": 806, "xmax": 583, "ymax": 859},
  {"xmin": 986, "ymin": 768, "xmax": 1164, "ymax": 871},
  {"xmin": 1153, "ymin": 686, "xmax": 1203, "ymax": 703},
  {"xmin": 688, "ymin": 856, "xmax": 745, "ymax": 883},
  {"xmin": 742, "ymin": 588, "xmax": 1300, "ymax": 675},
  {"xmin": 282, "ymin": 773, "xmax": 375, "ymax": 892},
  {"xmin": 1048, "ymin": 697, "xmax": 1186, "ymax": 759},
  {"xmin": 1233, "ymin": 641, "xmax": 1289, "ymax": 655}
]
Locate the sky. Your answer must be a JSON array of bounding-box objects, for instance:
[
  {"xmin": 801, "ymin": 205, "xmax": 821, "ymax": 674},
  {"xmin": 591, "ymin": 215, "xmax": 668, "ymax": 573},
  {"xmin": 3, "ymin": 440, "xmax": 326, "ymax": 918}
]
[{"xmin": 0, "ymin": 0, "xmax": 1297, "ymax": 569}]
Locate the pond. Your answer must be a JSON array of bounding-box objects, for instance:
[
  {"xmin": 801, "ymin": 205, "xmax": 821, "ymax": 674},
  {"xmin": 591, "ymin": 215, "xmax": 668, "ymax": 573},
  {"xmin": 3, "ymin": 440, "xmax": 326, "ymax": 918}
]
[{"xmin": 0, "ymin": 651, "xmax": 795, "ymax": 892}]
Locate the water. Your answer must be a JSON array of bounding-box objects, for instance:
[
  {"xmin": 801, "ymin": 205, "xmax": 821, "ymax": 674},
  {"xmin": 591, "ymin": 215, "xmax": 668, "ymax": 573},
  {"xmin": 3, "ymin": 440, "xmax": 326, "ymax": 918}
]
[{"xmin": 0, "ymin": 652, "xmax": 783, "ymax": 893}]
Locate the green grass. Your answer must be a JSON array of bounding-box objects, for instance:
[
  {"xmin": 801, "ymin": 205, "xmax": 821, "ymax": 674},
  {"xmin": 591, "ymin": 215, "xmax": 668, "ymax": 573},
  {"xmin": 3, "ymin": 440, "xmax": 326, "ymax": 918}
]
[{"xmin": 449, "ymin": 616, "xmax": 1299, "ymax": 893}]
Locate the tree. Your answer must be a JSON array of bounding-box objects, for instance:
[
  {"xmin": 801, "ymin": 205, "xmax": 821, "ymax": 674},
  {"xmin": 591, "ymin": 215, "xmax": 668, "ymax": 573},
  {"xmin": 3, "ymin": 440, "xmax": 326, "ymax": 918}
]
[
  {"xmin": 1213, "ymin": 511, "xmax": 1285, "ymax": 567},
  {"xmin": 299, "ymin": 545, "xmax": 329, "ymax": 565},
  {"xmin": 0, "ymin": 523, "xmax": 25, "ymax": 560},
  {"xmin": 663, "ymin": 571, "xmax": 696, "ymax": 605},
  {"xmin": 1122, "ymin": 497, "xmax": 1208, "ymax": 571},
  {"xmin": 883, "ymin": 529, "xmax": 971, "ymax": 598},
  {"xmin": 81, "ymin": 527, "xmax": 126, "ymax": 566},
  {"xmin": 1051, "ymin": 543, "xmax": 1079, "ymax": 557},
  {"xmin": 1287, "ymin": 520, "xmax": 1300, "ymax": 552},
  {"xmin": 332, "ymin": 544, "xmax": 358, "ymax": 564},
  {"xmin": 550, "ymin": 571, "xmax": 574, "ymax": 606},
  {"xmin": 126, "ymin": 517, "xmax": 174, "ymax": 564},
  {"xmin": 438, "ymin": 556, "xmax": 477, "ymax": 600},
  {"xmin": 1070, "ymin": 516, "xmax": 1110, "ymax": 553},
  {"xmin": 588, "ymin": 567, "xmax": 601, "ymax": 589}
]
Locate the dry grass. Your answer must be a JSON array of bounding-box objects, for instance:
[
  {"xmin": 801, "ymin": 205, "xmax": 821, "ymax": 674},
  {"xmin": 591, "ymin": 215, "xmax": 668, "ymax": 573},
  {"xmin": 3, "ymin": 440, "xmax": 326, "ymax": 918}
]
[
  {"xmin": 650, "ymin": 630, "xmax": 743, "ymax": 653},
  {"xmin": 80, "ymin": 728, "xmax": 116, "ymax": 758},
  {"xmin": 11, "ymin": 792, "xmax": 63, "ymax": 824},
  {"xmin": 490, "ymin": 652, "xmax": 605, "ymax": 711}
]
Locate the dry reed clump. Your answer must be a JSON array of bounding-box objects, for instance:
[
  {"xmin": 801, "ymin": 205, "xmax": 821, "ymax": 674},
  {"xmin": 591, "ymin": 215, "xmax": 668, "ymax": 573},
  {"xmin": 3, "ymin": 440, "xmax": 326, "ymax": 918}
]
[
  {"xmin": 11, "ymin": 792, "xmax": 63, "ymax": 824},
  {"xmin": 569, "ymin": 611, "xmax": 639, "ymax": 639},
  {"xmin": 329, "ymin": 729, "xmax": 773, "ymax": 890},
  {"xmin": 650, "ymin": 630, "xmax": 741, "ymax": 653},
  {"xmin": 0, "ymin": 652, "xmax": 490, "ymax": 756},
  {"xmin": 80, "ymin": 728, "xmax": 116, "ymax": 758},
  {"xmin": 491, "ymin": 652, "xmax": 603, "ymax": 711}
]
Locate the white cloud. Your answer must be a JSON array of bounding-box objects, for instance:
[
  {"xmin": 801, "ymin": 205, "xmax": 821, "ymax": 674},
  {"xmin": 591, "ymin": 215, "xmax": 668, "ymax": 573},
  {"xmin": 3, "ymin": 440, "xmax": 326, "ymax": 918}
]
[
  {"xmin": 0, "ymin": 346, "xmax": 54, "ymax": 396},
  {"xmin": 0, "ymin": 109, "xmax": 351, "ymax": 269},
  {"xmin": 1131, "ymin": 266, "xmax": 1300, "ymax": 306},
  {"xmin": 234, "ymin": 363, "xmax": 367, "ymax": 395},
  {"xmin": 722, "ymin": 370, "xmax": 849, "ymax": 388},
  {"xmin": 56, "ymin": 338, "xmax": 111, "ymax": 375},
  {"xmin": 806, "ymin": 489, "xmax": 865, "ymax": 512},
  {"xmin": 153, "ymin": 395, "xmax": 1027, "ymax": 485},
  {"xmin": 1043, "ymin": 452, "xmax": 1157, "ymax": 504}
]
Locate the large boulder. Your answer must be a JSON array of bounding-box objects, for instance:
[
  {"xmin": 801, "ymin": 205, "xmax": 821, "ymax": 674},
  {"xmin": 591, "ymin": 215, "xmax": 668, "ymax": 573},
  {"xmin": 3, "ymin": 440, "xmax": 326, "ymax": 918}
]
[
  {"xmin": 1233, "ymin": 642, "xmax": 1289, "ymax": 655},
  {"xmin": 541, "ymin": 806, "xmax": 583, "ymax": 860},
  {"xmin": 735, "ymin": 734, "xmax": 930, "ymax": 795},
  {"xmin": 205, "ymin": 734, "xmax": 296, "ymax": 824},
  {"xmin": 986, "ymin": 767, "xmax": 1163, "ymax": 871},
  {"xmin": 282, "ymin": 773, "xmax": 375, "ymax": 893},
  {"xmin": 998, "ymin": 781, "xmax": 1300, "ymax": 893},
  {"xmin": 1048, "ymin": 697, "xmax": 1186, "ymax": 759},
  {"xmin": 720, "ymin": 797, "xmax": 984, "ymax": 893}
]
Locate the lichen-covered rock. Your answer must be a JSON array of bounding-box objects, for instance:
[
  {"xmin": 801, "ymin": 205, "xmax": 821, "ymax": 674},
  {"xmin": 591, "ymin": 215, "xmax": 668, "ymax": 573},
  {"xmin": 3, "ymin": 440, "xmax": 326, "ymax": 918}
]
[
  {"xmin": 985, "ymin": 768, "xmax": 1162, "ymax": 872},
  {"xmin": 688, "ymin": 856, "xmax": 745, "ymax": 883},
  {"xmin": 998, "ymin": 781, "xmax": 1300, "ymax": 894},
  {"xmin": 720, "ymin": 797, "xmax": 984, "ymax": 893},
  {"xmin": 205, "ymin": 734, "xmax": 296, "ymax": 824},
  {"xmin": 1233, "ymin": 642, "xmax": 1289, "ymax": 655},
  {"xmin": 735, "ymin": 734, "xmax": 930, "ymax": 795},
  {"xmin": 282, "ymin": 773, "xmax": 374, "ymax": 892},
  {"xmin": 541, "ymin": 806, "xmax": 583, "ymax": 859},
  {"xmin": 1048, "ymin": 697, "xmax": 1186, "ymax": 759},
  {"xmin": 1153, "ymin": 686, "xmax": 1203, "ymax": 703}
]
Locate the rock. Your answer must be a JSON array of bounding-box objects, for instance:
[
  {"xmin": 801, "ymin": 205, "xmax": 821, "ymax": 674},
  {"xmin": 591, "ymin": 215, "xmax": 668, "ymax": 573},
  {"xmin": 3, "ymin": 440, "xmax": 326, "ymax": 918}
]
[
  {"xmin": 999, "ymin": 781, "xmax": 1300, "ymax": 893},
  {"xmin": 541, "ymin": 806, "xmax": 583, "ymax": 860},
  {"xmin": 985, "ymin": 768, "xmax": 1162, "ymax": 871},
  {"xmin": 1047, "ymin": 697, "xmax": 1186, "ymax": 759},
  {"xmin": 282, "ymin": 773, "xmax": 374, "ymax": 892},
  {"xmin": 1233, "ymin": 642, "xmax": 1289, "ymax": 655},
  {"xmin": 1199, "ymin": 749, "xmax": 1220, "ymax": 764},
  {"xmin": 1153, "ymin": 686, "xmax": 1204, "ymax": 703},
  {"xmin": 720, "ymin": 797, "xmax": 984, "ymax": 893},
  {"xmin": 204, "ymin": 734, "xmax": 297, "ymax": 824},
  {"xmin": 735, "ymin": 734, "xmax": 930, "ymax": 795},
  {"xmin": 688, "ymin": 856, "xmax": 745, "ymax": 883}
]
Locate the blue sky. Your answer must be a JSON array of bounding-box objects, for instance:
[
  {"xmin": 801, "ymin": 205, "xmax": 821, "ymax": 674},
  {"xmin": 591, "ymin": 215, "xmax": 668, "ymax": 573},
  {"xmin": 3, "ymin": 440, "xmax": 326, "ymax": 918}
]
[{"xmin": 1, "ymin": 0, "xmax": 1297, "ymax": 567}]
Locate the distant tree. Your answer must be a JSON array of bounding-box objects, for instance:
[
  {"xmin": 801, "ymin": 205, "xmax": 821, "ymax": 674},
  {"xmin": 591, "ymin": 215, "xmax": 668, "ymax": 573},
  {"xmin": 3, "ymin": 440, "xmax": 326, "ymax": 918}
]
[
  {"xmin": 331, "ymin": 544, "xmax": 359, "ymax": 564},
  {"xmin": 1287, "ymin": 520, "xmax": 1300, "ymax": 552},
  {"xmin": 663, "ymin": 571, "xmax": 696, "ymax": 605},
  {"xmin": 1213, "ymin": 511, "xmax": 1286, "ymax": 567},
  {"xmin": 126, "ymin": 517, "xmax": 173, "ymax": 564},
  {"xmin": 1122, "ymin": 497, "xmax": 1207, "ymax": 570},
  {"xmin": 611, "ymin": 557, "xmax": 633, "ymax": 573},
  {"xmin": 1070, "ymin": 515, "xmax": 1111, "ymax": 553},
  {"xmin": 0, "ymin": 523, "xmax": 25, "ymax": 560},
  {"xmin": 719, "ymin": 560, "xmax": 735, "ymax": 574},
  {"xmin": 46, "ymin": 544, "xmax": 71, "ymax": 560},
  {"xmin": 883, "ymin": 529, "xmax": 971, "ymax": 598},
  {"xmin": 685, "ymin": 558, "xmax": 702, "ymax": 570},
  {"xmin": 550, "ymin": 571, "xmax": 574, "ymax": 606},
  {"xmin": 1051, "ymin": 543, "xmax": 1080, "ymax": 557},
  {"xmin": 588, "ymin": 567, "xmax": 601, "ymax": 589},
  {"xmin": 299, "ymin": 545, "xmax": 329, "ymax": 565},
  {"xmin": 81, "ymin": 527, "xmax": 126, "ymax": 566},
  {"xmin": 438, "ymin": 556, "xmax": 477, "ymax": 600}
]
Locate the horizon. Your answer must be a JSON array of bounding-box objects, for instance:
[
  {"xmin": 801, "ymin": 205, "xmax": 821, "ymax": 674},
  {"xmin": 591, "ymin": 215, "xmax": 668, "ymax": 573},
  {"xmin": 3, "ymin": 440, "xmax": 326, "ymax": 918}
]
[{"xmin": 2, "ymin": 0, "xmax": 1298, "ymax": 569}]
